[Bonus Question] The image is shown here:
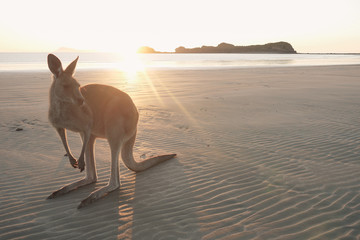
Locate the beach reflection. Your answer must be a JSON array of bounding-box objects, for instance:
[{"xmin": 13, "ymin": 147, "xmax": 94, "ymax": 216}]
[
  {"xmin": 117, "ymin": 169, "xmax": 137, "ymax": 239},
  {"xmin": 117, "ymin": 53, "xmax": 146, "ymax": 83}
]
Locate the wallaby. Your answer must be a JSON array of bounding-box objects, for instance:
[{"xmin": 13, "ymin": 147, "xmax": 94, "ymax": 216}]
[{"xmin": 47, "ymin": 54, "xmax": 176, "ymax": 208}]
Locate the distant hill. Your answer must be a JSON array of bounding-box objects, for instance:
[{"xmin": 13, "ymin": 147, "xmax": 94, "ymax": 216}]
[
  {"xmin": 138, "ymin": 42, "xmax": 297, "ymax": 54},
  {"xmin": 136, "ymin": 46, "xmax": 158, "ymax": 53}
]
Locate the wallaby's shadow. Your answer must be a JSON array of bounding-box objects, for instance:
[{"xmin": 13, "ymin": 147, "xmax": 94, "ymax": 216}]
[{"xmin": 116, "ymin": 156, "xmax": 204, "ymax": 239}]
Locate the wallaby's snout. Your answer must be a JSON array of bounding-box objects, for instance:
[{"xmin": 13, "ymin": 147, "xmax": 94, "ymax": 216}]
[{"xmin": 74, "ymin": 87, "xmax": 85, "ymax": 106}]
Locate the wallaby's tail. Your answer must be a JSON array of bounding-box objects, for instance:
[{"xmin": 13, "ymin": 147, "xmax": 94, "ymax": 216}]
[{"xmin": 121, "ymin": 133, "xmax": 176, "ymax": 172}]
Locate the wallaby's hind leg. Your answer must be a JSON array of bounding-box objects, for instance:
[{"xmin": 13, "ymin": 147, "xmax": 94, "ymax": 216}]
[
  {"xmin": 84, "ymin": 135, "xmax": 97, "ymax": 182},
  {"xmin": 78, "ymin": 135, "xmax": 122, "ymax": 208},
  {"xmin": 47, "ymin": 135, "xmax": 97, "ymax": 199}
]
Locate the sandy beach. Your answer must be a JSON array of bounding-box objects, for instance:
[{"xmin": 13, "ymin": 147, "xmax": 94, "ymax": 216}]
[{"xmin": 1, "ymin": 65, "xmax": 360, "ymax": 239}]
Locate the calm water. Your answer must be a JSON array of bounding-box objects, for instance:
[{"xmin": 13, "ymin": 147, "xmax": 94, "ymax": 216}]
[{"xmin": 0, "ymin": 52, "xmax": 360, "ymax": 72}]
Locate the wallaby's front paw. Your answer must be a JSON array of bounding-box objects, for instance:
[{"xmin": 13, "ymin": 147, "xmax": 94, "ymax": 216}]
[
  {"xmin": 78, "ymin": 157, "xmax": 85, "ymax": 172},
  {"xmin": 68, "ymin": 155, "xmax": 78, "ymax": 168}
]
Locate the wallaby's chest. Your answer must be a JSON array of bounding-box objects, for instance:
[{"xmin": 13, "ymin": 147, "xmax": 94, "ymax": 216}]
[
  {"xmin": 48, "ymin": 101, "xmax": 84, "ymax": 132},
  {"xmin": 49, "ymin": 102, "xmax": 69, "ymax": 125}
]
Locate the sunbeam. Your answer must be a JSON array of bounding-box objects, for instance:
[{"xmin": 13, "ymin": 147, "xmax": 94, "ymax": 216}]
[{"xmin": 144, "ymin": 72, "xmax": 200, "ymax": 128}]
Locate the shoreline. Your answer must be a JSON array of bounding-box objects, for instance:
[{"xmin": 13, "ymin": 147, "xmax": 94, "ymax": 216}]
[
  {"xmin": 1, "ymin": 52, "xmax": 360, "ymax": 73},
  {"xmin": 1, "ymin": 63, "xmax": 360, "ymax": 74}
]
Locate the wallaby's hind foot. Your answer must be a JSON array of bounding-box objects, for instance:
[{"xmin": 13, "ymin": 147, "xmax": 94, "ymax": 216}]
[
  {"xmin": 47, "ymin": 178, "xmax": 96, "ymax": 199},
  {"xmin": 76, "ymin": 154, "xmax": 177, "ymax": 208},
  {"xmin": 47, "ymin": 187, "xmax": 70, "ymax": 199},
  {"xmin": 77, "ymin": 184, "xmax": 119, "ymax": 209}
]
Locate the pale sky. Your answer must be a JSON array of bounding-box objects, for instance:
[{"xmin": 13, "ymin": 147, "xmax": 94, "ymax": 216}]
[{"xmin": 1, "ymin": 0, "xmax": 359, "ymax": 53}]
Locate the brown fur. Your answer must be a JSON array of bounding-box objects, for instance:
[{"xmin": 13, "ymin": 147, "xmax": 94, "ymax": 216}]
[{"xmin": 47, "ymin": 54, "xmax": 176, "ymax": 208}]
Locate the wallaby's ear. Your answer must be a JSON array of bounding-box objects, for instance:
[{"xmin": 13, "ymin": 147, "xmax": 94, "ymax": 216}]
[
  {"xmin": 64, "ymin": 56, "xmax": 79, "ymax": 76},
  {"xmin": 47, "ymin": 54, "xmax": 63, "ymax": 77}
]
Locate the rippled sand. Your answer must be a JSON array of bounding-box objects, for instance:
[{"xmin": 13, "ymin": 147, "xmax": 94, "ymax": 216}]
[{"xmin": 1, "ymin": 65, "xmax": 360, "ymax": 239}]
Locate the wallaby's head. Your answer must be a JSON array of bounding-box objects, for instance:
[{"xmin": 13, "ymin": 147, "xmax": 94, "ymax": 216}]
[{"xmin": 47, "ymin": 54, "xmax": 84, "ymax": 106}]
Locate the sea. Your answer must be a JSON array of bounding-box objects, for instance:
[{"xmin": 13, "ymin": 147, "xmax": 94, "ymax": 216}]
[{"xmin": 0, "ymin": 52, "xmax": 360, "ymax": 72}]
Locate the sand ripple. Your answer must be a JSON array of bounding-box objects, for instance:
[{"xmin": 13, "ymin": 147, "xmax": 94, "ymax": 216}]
[{"xmin": 1, "ymin": 67, "xmax": 360, "ymax": 239}]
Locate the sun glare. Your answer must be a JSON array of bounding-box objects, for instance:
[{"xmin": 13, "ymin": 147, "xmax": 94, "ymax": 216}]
[{"xmin": 117, "ymin": 50, "xmax": 146, "ymax": 82}]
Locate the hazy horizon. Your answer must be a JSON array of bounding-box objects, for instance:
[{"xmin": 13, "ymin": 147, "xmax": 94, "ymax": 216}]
[
  {"xmin": 1, "ymin": 0, "xmax": 360, "ymax": 54},
  {"xmin": 3, "ymin": 42, "xmax": 360, "ymax": 54}
]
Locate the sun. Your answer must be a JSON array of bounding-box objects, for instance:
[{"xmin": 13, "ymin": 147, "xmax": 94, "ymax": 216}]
[
  {"xmin": 94, "ymin": 37, "xmax": 147, "ymax": 82},
  {"xmin": 96, "ymin": 40, "xmax": 145, "ymax": 76},
  {"xmin": 120, "ymin": 52, "xmax": 145, "ymax": 72},
  {"xmin": 114, "ymin": 47, "xmax": 146, "ymax": 81}
]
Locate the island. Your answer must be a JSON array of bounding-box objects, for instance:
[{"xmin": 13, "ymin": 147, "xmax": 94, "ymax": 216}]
[{"xmin": 137, "ymin": 42, "xmax": 297, "ymax": 54}]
